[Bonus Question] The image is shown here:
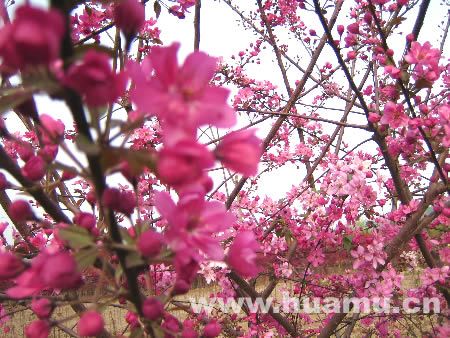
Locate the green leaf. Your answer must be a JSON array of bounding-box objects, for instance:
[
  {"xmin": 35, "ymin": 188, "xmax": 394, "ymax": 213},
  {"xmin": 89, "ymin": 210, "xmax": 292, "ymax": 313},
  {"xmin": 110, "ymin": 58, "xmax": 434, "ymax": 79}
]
[
  {"xmin": 75, "ymin": 246, "xmax": 98, "ymax": 270},
  {"xmin": 154, "ymin": 1, "xmax": 162, "ymax": 19},
  {"xmin": 343, "ymin": 236, "xmax": 353, "ymax": 251},
  {"xmin": 58, "ymin": 226, "xmax": 94, "ymax": 249}
]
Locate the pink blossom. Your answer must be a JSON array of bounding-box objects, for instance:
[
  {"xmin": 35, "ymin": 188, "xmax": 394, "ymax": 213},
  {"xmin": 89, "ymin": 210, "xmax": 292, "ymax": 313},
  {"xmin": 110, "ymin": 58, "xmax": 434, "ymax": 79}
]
[
  {"xmin": 40, "ymin": 252, "xmax": 82, "ymax": 290},
  {"xmin": 155, "ymin": 191, "xmax": 235, "ymax": 261},
  {"xmin": 114, "ymin": 0, "xmax": 145, "ymax": 34},
  {"xmin": 0, "ymin": 252, "xmax": 24, "ymax": 280},
  {"xmin": 0, "ymin": 5, "xmax": 64, "ymax": 72},
  {"xmin": 102, "ymin": 188, "xmax": 136, "ymax": 215},
  {"xmin": 380, "ymin": 101, "xmax": 408, "ymax": 129},
  {"xmin": 137, "ymin": 229, "xmax": 164, "ymax": 257},
  {"xmin": 8, "ymin": 200, "xmax": 34, "ymax": 223},
  {"xmin": 73, "ymin": 212, "xmax": 96, "ymax": 230},
  {"xmin": 130, "ymin": 43, "xmax": 235, "ymax": 141},
  {"xmin": 142, "ymin": 297, "xmax": 164, "ymax": 320},
  {"xmin": 227, "ymin": 231, "xmax": 260, "ymax": 278},
  {"xmin": 22, "ymin": 155, "xmax": 46, "ymax": 181},
  {"xmin": 77, "ymin": 311, "xmax": 104, "ymax": 337},
  {"xmin": 405, "ymin": 41, "xmax": 440, "ymax": 66},
  {"xmin": 215, "ymin": 129, "xmax": 262, "ymax": 177},
  {"xmin": 31, "ymin": 298, "xmax": 52, "ymax": 319},
  {"xmin": 203, "ymin": 321, "xmax": 222, "ymax": 337},
  {"xmin": 64, "ymin": 50, "xmax": 127, "ymax": 107},
  {"xmin": 39, "ymin": 114, "xmax": 65, "ymax": 145},
  {"xmin": 157, "ymin": 140, "xmax": 214, "ymax": 188},
  {"xmin": 25, "ymin": 320, "xmax": 50, "ymax": 338}
]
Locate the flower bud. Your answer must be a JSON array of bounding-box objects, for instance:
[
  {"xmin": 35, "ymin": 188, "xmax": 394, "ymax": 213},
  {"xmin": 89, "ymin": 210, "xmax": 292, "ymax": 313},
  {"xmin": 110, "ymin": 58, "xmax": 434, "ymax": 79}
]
[
  {"xmin": 77, "ymin": 311, "xmax": 104, "ymax": 337},
  {"xmin": 137, "ymin": 229, "xmax": 163, "ymax": 257},
  {"xmin": 9, "ymin": 200, "xmax": 34, "ymax": 223},
  {"xmin": 142, "ymin": 297, "xmax": 164, "ymax": 320}
]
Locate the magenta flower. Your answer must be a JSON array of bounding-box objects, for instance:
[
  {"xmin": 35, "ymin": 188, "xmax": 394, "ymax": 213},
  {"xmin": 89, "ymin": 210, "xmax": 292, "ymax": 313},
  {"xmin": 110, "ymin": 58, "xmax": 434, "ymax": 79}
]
[
  {"xmin": 0, "ymin": 5, "xmax": 64, "ymax": 72},
  {"xmin": 39, "ymin": 114, "xmax": 65, "ymax": 145},
  {"xmin": 0, "ymin": 252, "xmax": 24, "ymax": 280},
  {"xmin": 380, "ymin": 101, "xmax": 408, "ymax": 129},
  {"xmin": 157, "ymin": 140, "xmax": 214, "ymax": 188},
  {"xmin": 130, "ymin": 43, "xmax": 235, "ymax": 140},
  {"xmin": 142, "ymin": 297, "xmax": 165, "ymax": 320},
  {"xmin": 405, "ymin": 41, "xmax": 440, "ymax": 67},
  {"xmin": 77, "ymin": 311, "xmax": 104, "ymax": 337},
  {"xmin": 102, "ymin": 188, "xmax": 136, "ymax": 215},
  {"xmin": 215, "ymin": 129, "xmax": 262, "ymax": 177},
  {"xmin": 40, "ymin": 252, "xmax": 82, "ymax": 290},
  {"xmin": 227, "ymin": 231, "xmax": 260, "ymax": 278},
  {"xmin": 22, "ymin": 155, "xmax": 46, "ymax": 181},
  {"xmin": 64, "ymin": 50, "xmax": 127, "ymax": 107},
  {"xmin": 137, "ymin": 229, "xmax": 164, "ymax": 257},
  {"xmin": 155, "ymin": 191, "xmax": 235, "ymax": 261},
  {"xmin": 31, "ymin": 298, "xmax": 52, "ymax": 319},
  {"xmin": 203, "ymin": 321, "xmax": 222, "ymax": 338},
  {"xmin": 25, "ymin": 319, "xmax": 50, "ymax": 338},
  {"xmin": 114, "ymin": 0, "xmax": 145, "ymax": 35},
  {"xmin": 8, "ymin": 200, "xmax": 34, "ymax": 223}
]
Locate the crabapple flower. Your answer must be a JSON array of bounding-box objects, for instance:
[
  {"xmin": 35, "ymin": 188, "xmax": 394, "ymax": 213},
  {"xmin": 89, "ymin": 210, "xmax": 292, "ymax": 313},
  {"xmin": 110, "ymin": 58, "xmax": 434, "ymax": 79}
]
[
  {"xmin": 77, "ymin": 311, "xmax": 104, "ymax": 337},
  {"xmin": 8, "ymin": 200, "xmax": 34, "ymax": 223},
  {"xmin": 157, "ymin": 140, "xmax": 214, "ymax": 188},
  {"xmin": 102, "ymin": 188, "xmax": 136, "ymax": 215},
  {"xmin": 41, "ymin": 252, "xmax": 82, "ymax": 290},
  {"xmin": 380, "ymin": 101, "xmax": 408, "ymax": 129},
  {"xmin": 0, "ymin": 252, "xmax": 24, "ymax": 280},
  {"xmin": 64, "ymin": 50, "xmax": 127, "ymax": 107},
  {"xmin": 73, "ymin": 212, "xmax": 96, "ymax": 230},
  {"xmin": 203, "ymin": 321, "xmax": 222, "ymax": 338},
  {"xmin": 215, "ymin": 129, "xmax": 262, "ymax": 177},
  {"xmin": 137, "ymin": 229, "xmax": 164, "ymax": 257},
  {"xmin": 39, "ymin": 114, "xmax": 65, "ymax": 145},
  {"xmin": 405, "ymin": 41, "xmax": 440, "ymax": 67},
  {"xmin": 227, "ymin": 231, "xmax": 260, "ymax": 278},
  {"xmin": 22, "ymin": 155, "xmax": 46, "ymax": 181},
  {"xmin": 0, "ymin": 5, "xmax": 64, "ymax": 72},
  {"xmin": 155, "ymin": 191, "xmax": 235, "ymax": 261},
  {"xmin": 130, "ymin": 43, "xmax": 235, "ymax": 142},
  {"xmin": 114, "ymin": 0, "xmax": 145, "ymax": 35},
  {"xmin": 25, "ymin": 319, "xmax": 50, "ymax": 338},
  {"xmin": 142, "ymin": 297, "xmax": 164, "ymax": 320},
  {"xmin": 31, "ymin": 298, "xmax": 52, "ymax": 319}
]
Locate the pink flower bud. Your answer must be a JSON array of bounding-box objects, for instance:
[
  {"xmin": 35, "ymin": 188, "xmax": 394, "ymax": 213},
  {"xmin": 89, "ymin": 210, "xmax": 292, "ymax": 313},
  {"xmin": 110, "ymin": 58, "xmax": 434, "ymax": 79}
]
[
  {"xmin": 9, "ymin": 200, "xmax": 34, "ymax": 222},
  {"xmin": 347, "ymin": 22, "xmax": 360, "ymax": 34},
  {"xmin": 39, "ymin": 114, "xmax": 65, "ymax": 144},
  {"xmin": 142, "ymin": 297, "xmax": 164, "ymax": 320},
  {"xmin": 137, "ymin": 229, "xmax": 164, "ymax": 257},
  {"xmin": 203, "ymin": 321, "xmax": 221, "ymax": 338},
  {"xmin": 64, "ymin": 50, "xmax": 127, "ymax": 107},
  {"xmin": 337, "ymin": 25, "xmax": 344, "ymax": 36},
  {"xmin": 215, "ymin": 129, "xmax": 261, "ymax": 177},
  {"xmin": 41, "ymin": 252, "xmax": 82, "ymax": 290},
  {"xmin": 22, "ymin": 155, "xmax": 46, "ymax": 181},
  {"xmin": 0, "ymin": 252, "xmax": 24, "ymax": 280},
  {"xmin": 114, "ymin": 0, "xmax": 145, "ymax": 34},
  {"xmin": 38, "ymin": 145, "xmax": 58, "ymax": 162},
  {"xmin": 102, "ymin": 188, "xmax": 136, "ymax": 215},
  {"xmin": 77, "ymin": 311, "xmax": 104, "ymax": 337},
  {"xmin": 157, "ymin": 140, "xmax": 215, "ymax": 187},
  {"xmin": 125, "ymin": 311, "xmax": 139, "ymax": 328},
  {"xmin": 31, "ymin": 298, "xmax": 52, "ymax": 319},
  {"xmin": 227, "ymin": 231, "xmax": 260, "ymax": 278},
  {"xmin": 368, "ymin": 113, "xmax": 381, "ymax": 123},
  {"xmin": 347, "ymin": 51, "xmax": 357, "ymax": 60},
  {"xmin": 0, "ymin": 5, "xmax": 65, "ymax": 72},
  {"xmin": 73, "ymin": 212, "xmax": 96, "ymax": 230},
  {"xmin": 25, "ymin": 319, "xmax": 50, "ymax": 338},
  {"xmin": 17, "ymin": 144, "xmax": 33, "ymax": 162}
]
